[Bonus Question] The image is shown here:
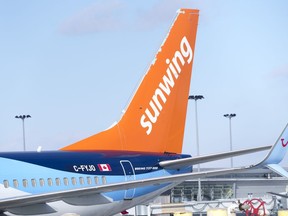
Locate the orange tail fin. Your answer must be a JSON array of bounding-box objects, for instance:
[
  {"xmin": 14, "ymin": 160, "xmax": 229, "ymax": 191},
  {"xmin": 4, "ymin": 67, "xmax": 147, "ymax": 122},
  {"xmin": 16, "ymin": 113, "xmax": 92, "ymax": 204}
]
[{"xmin": 62, "ymin": 9, "xmax": 199, "ymax": 153}]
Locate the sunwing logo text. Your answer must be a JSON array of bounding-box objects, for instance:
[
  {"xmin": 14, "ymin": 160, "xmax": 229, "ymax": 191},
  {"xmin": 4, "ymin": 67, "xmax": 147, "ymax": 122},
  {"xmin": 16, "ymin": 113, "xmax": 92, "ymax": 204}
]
[{"xmin": 140, "ymin": 36, "xmax": 193, "ymax": 135}]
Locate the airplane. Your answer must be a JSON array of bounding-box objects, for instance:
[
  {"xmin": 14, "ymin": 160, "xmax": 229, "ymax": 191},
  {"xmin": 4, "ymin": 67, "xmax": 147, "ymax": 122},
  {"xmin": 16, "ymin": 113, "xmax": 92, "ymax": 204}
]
[{"xmin": 0, "ymin": 8, "xmax": 288, "ymax": 216}]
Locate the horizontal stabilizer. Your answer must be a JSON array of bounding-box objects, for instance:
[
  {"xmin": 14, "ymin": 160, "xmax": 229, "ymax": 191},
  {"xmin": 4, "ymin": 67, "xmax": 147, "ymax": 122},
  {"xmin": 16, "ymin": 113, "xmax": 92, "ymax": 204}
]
[{"xmin": 159, "ymin": 145, "xmax": 271, "ymax": 169}]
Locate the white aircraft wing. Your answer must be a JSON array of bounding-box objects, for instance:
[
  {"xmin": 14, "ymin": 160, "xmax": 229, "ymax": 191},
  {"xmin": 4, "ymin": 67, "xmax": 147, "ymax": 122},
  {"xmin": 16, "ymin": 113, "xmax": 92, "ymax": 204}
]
[{"xmin": 0, "ymin": 166, "xmax": 247, "ymax": 210}]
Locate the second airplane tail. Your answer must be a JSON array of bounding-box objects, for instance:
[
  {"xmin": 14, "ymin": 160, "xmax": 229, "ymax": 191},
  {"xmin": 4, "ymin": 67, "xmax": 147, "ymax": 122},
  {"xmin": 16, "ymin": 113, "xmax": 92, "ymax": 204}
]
[
  {"xmin": 252, "ymin": 123, "xmax": 288, "ymax": 177},
  {"xmin": 62, "ymin": 9, "xmax": 199, "ymax": 153}
]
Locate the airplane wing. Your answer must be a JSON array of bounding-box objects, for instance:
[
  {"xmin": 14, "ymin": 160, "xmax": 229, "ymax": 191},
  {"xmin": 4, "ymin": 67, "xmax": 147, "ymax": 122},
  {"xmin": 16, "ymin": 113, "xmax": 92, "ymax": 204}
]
[
  {"xmin": 0, "ymin": 166, "xmax": 248, "ymax": 210},
  {"xmin": 160, "ymin": 145, "xmax": 271, "ymax": 169}
]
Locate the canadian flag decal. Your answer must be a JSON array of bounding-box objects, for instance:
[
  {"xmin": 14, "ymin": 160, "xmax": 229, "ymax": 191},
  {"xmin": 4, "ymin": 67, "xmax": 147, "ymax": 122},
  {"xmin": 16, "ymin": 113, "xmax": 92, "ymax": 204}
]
[{"xmin": 97, "ymin": 164, "xmax": 112, "ymax": 172}]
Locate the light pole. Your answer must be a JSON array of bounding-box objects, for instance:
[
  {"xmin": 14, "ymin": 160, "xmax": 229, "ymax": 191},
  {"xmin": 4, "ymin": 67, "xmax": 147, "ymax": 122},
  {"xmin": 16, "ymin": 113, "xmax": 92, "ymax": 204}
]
[
  {"xmin": 223, "ymin": 113, "xmax": 236, "ymax": 167},
  {"xmin": 188, "ymin": 95, "xmax": 204, "ymax": 201},
  {"xmin": 15, "ymin": 115, "xmax": 31, "ymax": 151}
]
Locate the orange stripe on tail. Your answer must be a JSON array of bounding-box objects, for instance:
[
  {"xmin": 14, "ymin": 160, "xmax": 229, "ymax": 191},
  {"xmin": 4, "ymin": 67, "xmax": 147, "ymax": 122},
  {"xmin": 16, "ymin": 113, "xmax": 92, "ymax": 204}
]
[{"xmin": 61, "ymin": 9, "xmax": 199, "ymax": 153}]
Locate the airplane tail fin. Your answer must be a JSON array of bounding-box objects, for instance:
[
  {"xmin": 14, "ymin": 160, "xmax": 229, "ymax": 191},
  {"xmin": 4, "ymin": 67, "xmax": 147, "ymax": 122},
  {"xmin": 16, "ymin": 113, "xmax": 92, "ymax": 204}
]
[
  {"xmin": 253, "ymin": 123, "xmax": 288, "ymax": 177},
  {"xmin": 61, "ymin": 9, "xmax": 199, "ymax": 153}
]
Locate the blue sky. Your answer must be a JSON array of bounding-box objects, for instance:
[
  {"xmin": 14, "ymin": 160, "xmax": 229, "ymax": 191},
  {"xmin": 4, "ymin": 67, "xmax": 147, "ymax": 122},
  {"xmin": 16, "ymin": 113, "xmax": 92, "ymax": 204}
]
[{"xmin": 0, "ymin": 0, "xmax": 287, "ymax": 167}]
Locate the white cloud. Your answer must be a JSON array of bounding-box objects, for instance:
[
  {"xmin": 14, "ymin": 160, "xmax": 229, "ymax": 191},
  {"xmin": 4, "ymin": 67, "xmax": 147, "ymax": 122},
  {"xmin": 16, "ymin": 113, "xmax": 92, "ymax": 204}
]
[
  {"xmin": 59, "ymin": 0, "xmax": 201, "ymax": 35},
  {"xmin": 59, "ymin": 0, "xmax": 126, "ymax": 35},
  {"xmin": 271, "ymin": 65, "xmax": 288, "ymax": 79},
  {"xmin": 134, "ymin": 0, "xmax": 192, "ymax": 30}
]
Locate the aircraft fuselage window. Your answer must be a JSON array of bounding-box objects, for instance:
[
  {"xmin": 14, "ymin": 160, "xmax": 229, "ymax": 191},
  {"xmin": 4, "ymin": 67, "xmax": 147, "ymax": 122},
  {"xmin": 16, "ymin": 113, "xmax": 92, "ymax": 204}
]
[
  {"xmin": 94, "ymin": 176, "xmax": 99, "ymax": 184},
  {"xmin": 71, "ymin": 177, "xmax": 77, "ymax": 185},
  {"xmin": 87, "ymin": 177, "xmax": 92, "ymax": 185},
  {"xmin": 63, "ymin": 177, "xmax": 69, "ymax": 186},
  {"xmin": 3, "ymin": 175, "xmax": 105, "ymax": 189},
  {"xmin": 79, "ymin": 177, "xmax": 84, "ymax": 185},
  {"xmin": 102, "ymin": 176, "xmax": 107, "ymax": 184},
  {"xmin": 13, "ymin": 179, "xmax": 19, "ymax": 188},
  {"xmin": 31, "ymin": 178, "xmax": 37, "ymax": 187},
  {"xmin": 47, "ymin": 178, "xmax": 53, "ymax": 186},
  {"xmin": 23, "ymin": 179, "xmax": 28, "ymax": 187},
  {"xmin": 55, "ymin": 178, "xmax": 61, "ymax": 186},
  {"xmin": 3, "ymin": 180, "xmax": 9, "ymax": 188},
  {"xmin": 39, "ymin": 178, "xmax": 45, "ymax": 187}
]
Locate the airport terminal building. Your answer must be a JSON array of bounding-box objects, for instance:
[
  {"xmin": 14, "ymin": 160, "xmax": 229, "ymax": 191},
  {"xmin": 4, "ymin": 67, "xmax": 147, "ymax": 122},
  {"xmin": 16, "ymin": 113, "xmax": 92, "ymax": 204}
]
[
  {"xmin": 130, "ymin": 168, "xmax": 288, "ymax": 215},
  {"xmin": 170, "ymin": 168, "xmax": 286, "ymax": 202}
]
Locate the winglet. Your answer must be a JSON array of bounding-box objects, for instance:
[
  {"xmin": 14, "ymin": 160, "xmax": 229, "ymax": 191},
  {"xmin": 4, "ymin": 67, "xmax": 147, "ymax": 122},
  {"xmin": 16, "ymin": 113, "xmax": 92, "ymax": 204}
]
[{"xmin": 252, "ymin": 123, "xmax": 288, "ymax": 177}]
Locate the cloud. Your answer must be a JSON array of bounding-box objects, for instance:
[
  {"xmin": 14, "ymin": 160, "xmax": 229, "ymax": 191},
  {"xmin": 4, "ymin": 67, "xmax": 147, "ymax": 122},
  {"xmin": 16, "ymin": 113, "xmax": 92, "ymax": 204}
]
[
  {"xmin": 59, "ymin": 0, "xmax": 201, "ymax": 35},
  {"xmin": 59, "ymin": 0, "xmax": 126, "ymax": 35},
  {"xmin": 271, "ymin": 65, "xmax": 288, "ymax": 79},
  {"xmin": 134, "ymin": 0, "xmax": 195, "ymax": 30}
]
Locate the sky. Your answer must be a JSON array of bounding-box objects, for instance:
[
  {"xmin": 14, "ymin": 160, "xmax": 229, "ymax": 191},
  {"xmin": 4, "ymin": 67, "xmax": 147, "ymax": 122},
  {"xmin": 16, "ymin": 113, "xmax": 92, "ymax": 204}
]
[{"xmin": 0, "ymin": 0, "xmax": 287, "ymax": 168}]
